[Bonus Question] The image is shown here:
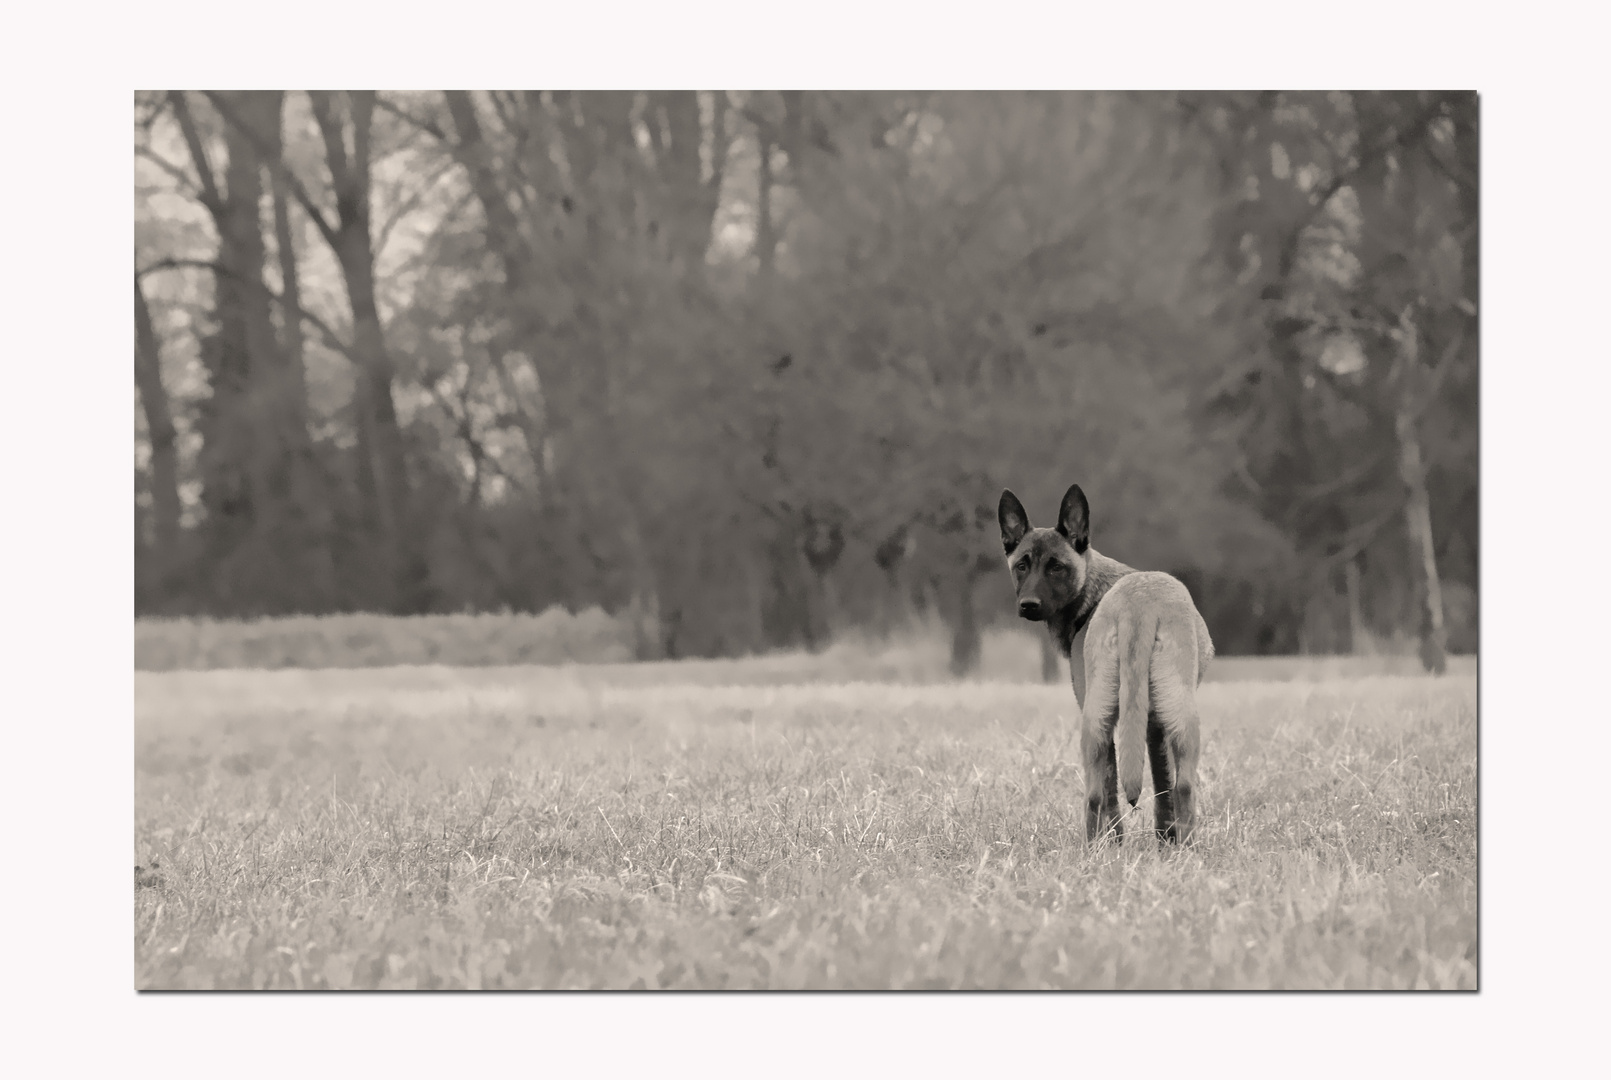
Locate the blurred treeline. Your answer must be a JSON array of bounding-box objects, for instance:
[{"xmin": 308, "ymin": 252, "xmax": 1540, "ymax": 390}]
[{"xmin": 134, "ymin": 91, "xmax": 1477, "ymax": 670}]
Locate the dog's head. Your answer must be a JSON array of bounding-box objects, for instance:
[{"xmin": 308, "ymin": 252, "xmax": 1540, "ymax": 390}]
[{"xmin": 998, "ymin": 485, "xmax": 1090, "ymax": 622}]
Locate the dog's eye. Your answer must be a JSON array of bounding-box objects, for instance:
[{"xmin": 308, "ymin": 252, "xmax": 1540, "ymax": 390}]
[
  {"xmin": 1015, "ymin": 559, "xmax": 1030, "ymax": 575},
  {"xmin": 1046, "ymin": 560, "xmax": 1063, "ymax": 574}
]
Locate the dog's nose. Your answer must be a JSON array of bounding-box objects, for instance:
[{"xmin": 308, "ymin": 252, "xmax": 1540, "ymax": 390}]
[{"xmin": 1018, "ymin": 599, "xmax": 1042, "ymax": 619}]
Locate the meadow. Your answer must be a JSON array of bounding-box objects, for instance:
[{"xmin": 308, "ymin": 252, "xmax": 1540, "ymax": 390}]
[{"xmin": 134, "ymin": 627, "xmax": 1476, "ymax": 990}]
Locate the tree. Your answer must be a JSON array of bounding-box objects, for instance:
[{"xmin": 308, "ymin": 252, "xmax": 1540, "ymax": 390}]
[
  {"xmin": 1185, "ymin": 91, "xmax": 1477, "ymax": 668},
  {"xmin": 163, "ymin": 90, "xmax": 336, "ymax": 612},
  {"xmin": 424, "ymin": 91, "xmax": 763, "ymax": 655},
  {"xmin": 755, "ymin": 92, "xmax": 1292, "ymax": 670},
  {"xmin": 133, "ymin": 91, "xmax": 1471, "ymax": 669},
  {"xmin": 133, "ymin": 273, "xmax": 181, "ymax": 586},
  {"xmin": 202, "ymin": 89, "xmax": 433, "ymax": 612}
]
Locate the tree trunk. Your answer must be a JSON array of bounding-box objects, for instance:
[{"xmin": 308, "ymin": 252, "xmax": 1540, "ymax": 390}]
[
  {"xmin": 1344, "ymin": 557, "xmax": 1368, "ymax": 655},
  {"xmin": 653, "ymin": 91, "xmax": 724, "ymax": 272},
  {"xmin": 187, "ymin": 89, "xmax": 346, "ymax": 613},
  {"xmin": 175, "ymin": 90, "xmax": 288, "ymax": 610},
  {"xmin": 1393, "ymin": 308, "xmax": 1448, "ymax": 674},
  {"xmin": 134, "ymin": 276, "xmax": 182, "ymax": 566},
  {"xmin": 269, "ymin": 148, "xmax": 308, "ymax": 416},
  {"xmin": 1398, "ymin": 417, "xmax": 1448, "ymax": 673},
  {"xmin": 310, "ymin": 90, "xmax": 430, "ymax": 613},
  {"xmin": 800, "ymin": 507, "xmax": 845, "ymax": 650},
  {"xmin": 344, "ymin": 230, "xmax": 425, "ymax": 612},
  {"xmin": 218, "ymin": 92, "xmax": 287, "ymax": 511},
  {"xmin": 171, "ymin": 92, "xmax": 249, "ymax": 571},
  {"xmin": 443, "ymin": 91, "xmax": 533, "ymax": 294},
  {"xmin": 949, "ymin": 570, "xmax": 982, "ymax": 678},
  {"xmin": 342, "ymin": 249, "xmax": 399, "ymax": 541},
  {"xmin": 806, "ymin": 569, "xmax": 838, "ymax": 646},
  {"xmin": 264, "ymin": 96, "xmax": 337, "ymax": 604},
  {"xmin": 779, "ymin": 91, "xmax": 805, "ymax": 177},
  {"xmin": 762, "ymin": 527, "xmax": 814, "ymax": 649}
]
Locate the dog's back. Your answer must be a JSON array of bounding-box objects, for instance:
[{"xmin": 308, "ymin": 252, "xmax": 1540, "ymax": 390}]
[{"xmin": 1091, "ymin": 571, "xmax": 1213, "ymax": 684}]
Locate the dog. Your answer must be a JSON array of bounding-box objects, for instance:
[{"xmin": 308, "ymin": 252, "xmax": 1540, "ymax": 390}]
[{"xmin": 998, "ymin": 485, "xmax": 1213, "ymax": 844}]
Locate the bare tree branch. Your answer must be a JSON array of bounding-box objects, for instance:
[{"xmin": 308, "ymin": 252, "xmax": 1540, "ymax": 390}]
[
  {"xmin": 373, "ymin": 156, "xmax": 457, "ymax": 259},
  {"xmin": 350, "ymin": 91, "xmax": 376, "ymax": 195},
  {"xmin": 485, "ymin": 350, "xmax": 547, "ymax": 478},
  {"xmin": 137, "ymin": 257, "xmax": 356, "ymax": 363},
  {"xmin": 135, "ymin": 144, "xmax": 203, "ymax": 196},
  {"xmin": 488, "ymin": 90, "xmax": 521, "ymax": 144},
  {"xmin": 168, "ymin": 91, "xmax": 223, "ymax": 213},
  {"xmin": 1317, "ymin": 503, "xmax": 1403, "ymax": 574},
  {"xmin": 421, "ymin": 368, "xmax": 516, "ymax": 504},
  {"xmin": 1273, "ymin": 93, "xmax": 1451, "ymax": 281},
  {"xmin": 306, "ymin": 91, "xmax": 352, "ymax": 190},
  {"xmin": 135, "ymin": 91, "xmax": 169, "ymax": 132},
  {"xmin": 708, "ymin": 92, "xmax": 730, "ymax": 196},
  {"xmin": 374, "ymin": 93, "xmax": 448, "ymax": 141},
  {"xmin": 1297, "ymin": 449, "xmax": 1390, "ymax": 506},
  {"xmin": 202, "ymin": 90, "xmax": 342, "ymax": 252}
]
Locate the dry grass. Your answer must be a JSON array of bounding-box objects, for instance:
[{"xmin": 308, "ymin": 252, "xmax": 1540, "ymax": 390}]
[
  {"xmin": 134, "ymin": 611, "xmax": 1474, "ymax": 681},
  {"xmin": 134, "ymin": 658, "xmax": 1475, "ymax": 990}
]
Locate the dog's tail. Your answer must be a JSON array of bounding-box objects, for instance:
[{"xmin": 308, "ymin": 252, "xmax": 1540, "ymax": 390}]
[{"xmin": 1115, "ymin": 606, "xmax": 1158, "ymax": 806}]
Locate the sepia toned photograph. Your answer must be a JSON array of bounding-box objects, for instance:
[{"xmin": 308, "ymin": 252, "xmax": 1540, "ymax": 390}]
[{"xmin": 133, "ymin": 89, "xmax": 1477, "ymax": 991}]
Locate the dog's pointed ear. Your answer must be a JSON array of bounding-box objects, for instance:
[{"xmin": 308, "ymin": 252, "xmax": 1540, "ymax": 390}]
[
  {"xmin": 1056, "ymin": 484, "xmax": 1089, "ymax": 554},
  {"xmin": 998, "ymin": 489, "xmax": 1030, "ymax": 555}
]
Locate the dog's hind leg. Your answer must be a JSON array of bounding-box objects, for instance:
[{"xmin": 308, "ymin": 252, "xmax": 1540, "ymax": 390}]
[
  {"xmin": 1152, "ymin": 692, "xmax": 1200, "ymax": 844},
  {"xmin": 1150, "ymin": 661, "xmax": 1201, "ymax": 845},
  {"xmin": 1146, "ymin": 714, "xmax": 1175, "ymax": 843},
  {"xmin": 1165, "ymin": 718, "xmax": 1200, "ymax": 844}
]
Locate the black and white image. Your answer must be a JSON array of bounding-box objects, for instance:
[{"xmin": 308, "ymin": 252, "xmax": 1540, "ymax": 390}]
[{"xmin": 133, "ymin": 90, "xmax": 1477, "ymax": 990}]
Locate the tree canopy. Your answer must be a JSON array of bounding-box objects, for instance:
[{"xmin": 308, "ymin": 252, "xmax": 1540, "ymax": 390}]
[{"xmin": 134, "ymin": 90, "xmax": 1477, "ymax": 669}]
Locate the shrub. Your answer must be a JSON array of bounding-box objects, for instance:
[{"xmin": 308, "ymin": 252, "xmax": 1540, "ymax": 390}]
[{"xmin": 135, "ymin": 607, "xmax": 637, "ymax": 671}]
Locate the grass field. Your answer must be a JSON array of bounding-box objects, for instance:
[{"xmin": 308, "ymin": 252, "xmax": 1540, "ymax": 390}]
[
  {"xmin": 135, "ymin": 612, "xmax": 1471, "ymax": 680},
  {"xmin": 134, "ymin": 647, "xmax": 1476, "ymax": 990}
]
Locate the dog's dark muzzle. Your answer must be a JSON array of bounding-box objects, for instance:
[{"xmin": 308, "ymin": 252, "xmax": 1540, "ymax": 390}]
[{"xmin": 1018, "ymin": 598, "xmax": 1044, "ymax": 621}]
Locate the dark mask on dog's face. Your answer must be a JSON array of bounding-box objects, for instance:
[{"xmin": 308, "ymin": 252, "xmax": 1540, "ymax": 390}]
[{"xmin": 998, "ymin": 486, "xmax": 1090, "ymax": 621}]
